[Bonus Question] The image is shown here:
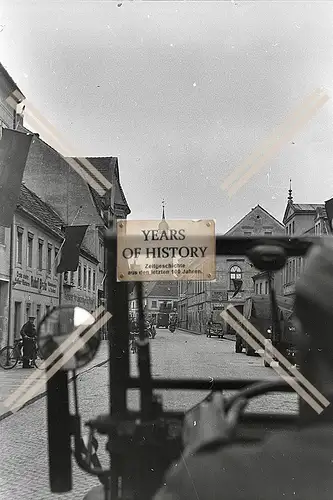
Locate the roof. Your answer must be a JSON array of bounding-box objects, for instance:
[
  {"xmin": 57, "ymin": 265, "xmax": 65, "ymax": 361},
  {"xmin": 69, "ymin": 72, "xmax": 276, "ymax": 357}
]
[
  {"xmin": 0, "ymin": 62, "xmax": 25, "ymax": 100},
  {"xmin": 293, "ymin": 203, "xmax": 325, "ymax": 211},
  {"xmin": 87, "ymin": 157, "xmax": 131, "ymax": 216},
  {"xmin": 283, "ymin": 200, "xmax": 326, "ymax": 224},
  {"xmin": 225, "ymin": 204, "xmax": 284, "ymax": 235},
  {"xmin": 147, "ymin": 281, "xmax": 178, "ymax": 298},
  {"xmin": 18, "ymin": 184, "xmax": 63, "ymax": 237}
]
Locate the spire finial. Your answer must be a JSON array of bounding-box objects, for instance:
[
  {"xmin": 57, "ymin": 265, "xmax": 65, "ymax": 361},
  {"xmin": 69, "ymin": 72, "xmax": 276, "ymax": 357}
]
[
  {"xmin": 162, "ymin": 199, "xmax": 165, "ymax": 220},
  {"xmin": 288, "ymin": 178, "xmax": 293, "ymax": 203}
]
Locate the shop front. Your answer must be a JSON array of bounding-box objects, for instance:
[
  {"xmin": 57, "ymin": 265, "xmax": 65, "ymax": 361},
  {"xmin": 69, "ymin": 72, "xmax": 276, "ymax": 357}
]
[{"xmin": 11, "ymin": 269, "xmax": 59, "ymax": 342}]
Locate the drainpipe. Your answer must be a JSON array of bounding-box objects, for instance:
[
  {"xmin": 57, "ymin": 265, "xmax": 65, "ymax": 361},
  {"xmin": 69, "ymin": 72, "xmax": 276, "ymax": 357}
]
[{"xmin": 7, "ymin": 218, "xmax": 15, "ymax": 345}]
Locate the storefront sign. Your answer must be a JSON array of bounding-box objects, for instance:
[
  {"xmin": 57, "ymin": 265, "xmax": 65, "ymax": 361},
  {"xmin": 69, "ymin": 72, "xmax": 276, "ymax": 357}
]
[
  {"xmin": 63, "ymin": 291, "xmax": 95, "ymax": 310},
  {"xmin": 117, "ymin": 219, "xmax": 216, "ymax": 282},
  {"xmin": 14, "ymin": 270, "xmax": 58, "ymax": 295},
  {"xmin": 227, "ymin": 291, "xmax": 245, "ymax": 302}
]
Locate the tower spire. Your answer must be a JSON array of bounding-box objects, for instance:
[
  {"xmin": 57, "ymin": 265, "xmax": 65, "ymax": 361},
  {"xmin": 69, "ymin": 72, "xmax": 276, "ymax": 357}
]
[
  {"xmin": 162, "ymin": 199, "xmax": 166, "ymax": 220},
  {"xmin": 159, "ymin": 199, "xmax": 169, "ymax": 231},
  {"xmin": 288, "ymin": 179, "xmax": 293, "ymax": 203}
]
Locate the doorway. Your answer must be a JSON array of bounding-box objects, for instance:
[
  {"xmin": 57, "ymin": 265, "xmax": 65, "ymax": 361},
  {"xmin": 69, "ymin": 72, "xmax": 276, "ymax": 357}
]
[{"xmin": 14, "ymin": 301, "xmax": 22, "ymax": 340}]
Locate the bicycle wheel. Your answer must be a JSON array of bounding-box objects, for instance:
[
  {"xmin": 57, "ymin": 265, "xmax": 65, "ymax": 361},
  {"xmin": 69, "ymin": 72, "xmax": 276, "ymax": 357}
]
[
  {"xmin": 0, "ymin": 346, "xmax": 19, "ymax": 369},
  {"xmin": 32, "ymin": 348, "xmax": 44, "ymax": 369}
]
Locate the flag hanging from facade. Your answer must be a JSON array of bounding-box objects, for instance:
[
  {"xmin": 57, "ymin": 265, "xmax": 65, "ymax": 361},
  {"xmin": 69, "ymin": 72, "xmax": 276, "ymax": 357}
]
[
  {"xmin": 231, "ymin": 279, "xmax": 243, "ymax": 298},
  {"xmin": 0, "ymin": 129, "xmax": 33, "ymax": 227},
  {"xmin": 56, "ymin": 225, "xmax": 89, "ymax": 273},
  {"xmin": 325, "ymin": 198, "xmax": 333, "ymax": 233}
]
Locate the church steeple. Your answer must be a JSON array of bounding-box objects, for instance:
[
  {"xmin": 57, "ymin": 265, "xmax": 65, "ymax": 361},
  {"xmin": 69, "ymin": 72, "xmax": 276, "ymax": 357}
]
[
  {"xmin": 158, "ymin": 199, "xmax": 169, "ymax": 231},
  {"xmin": 288, "ymin": 179, "xmax": 293, "ymax": 203},
  {"xmin": 162, "ymin": 199, "xmax": 166, "ymax": 220}
]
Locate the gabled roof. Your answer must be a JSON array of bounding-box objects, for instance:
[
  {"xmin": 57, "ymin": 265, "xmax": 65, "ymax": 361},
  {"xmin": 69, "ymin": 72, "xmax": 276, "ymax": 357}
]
[
  {"xmin": 18, "ymin": 184, "xmax": 63, "ymax": 237},
  {"xmin": 283, "ymin": 201, "xmax": 325, "ymax": 224},
  {"xmin": 87, "ymin": 157, "xmax": 131, "ymax": 216},
  {"xmin": 225, "ymin": 204, "xmax": 284, "ymax": 235}
]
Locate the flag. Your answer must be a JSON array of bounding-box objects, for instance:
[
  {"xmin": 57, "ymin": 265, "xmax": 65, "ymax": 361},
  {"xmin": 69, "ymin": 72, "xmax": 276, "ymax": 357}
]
[
  {"xmin": 0, "ymin": 129, "xmax": 33, "ymax": 227},
  {"xmin": 325, "ymin": 198, "xmax": 333, "ymax": 233},
  {"xmin": 56, "ymin": 225, "xmax": 89, "ymax": 273},
  {"xmin": 231, "ymin": 279, "xmax": 243, "ymax": 298}
]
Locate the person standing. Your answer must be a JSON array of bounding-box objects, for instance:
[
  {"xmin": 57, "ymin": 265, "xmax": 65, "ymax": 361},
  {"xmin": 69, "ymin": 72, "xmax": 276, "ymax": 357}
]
[{"xmin": 20, "ymin": 316, "xmax": 37, "ymax": 368}]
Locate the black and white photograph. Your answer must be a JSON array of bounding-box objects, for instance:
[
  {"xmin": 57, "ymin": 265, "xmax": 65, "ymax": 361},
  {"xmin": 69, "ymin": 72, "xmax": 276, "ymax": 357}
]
[{"xmin": 0, "ymin": 1, "xmax": 333, "ymax": 499}]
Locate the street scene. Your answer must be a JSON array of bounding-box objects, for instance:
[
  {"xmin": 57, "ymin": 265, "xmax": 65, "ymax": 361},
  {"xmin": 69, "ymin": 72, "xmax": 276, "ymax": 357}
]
[
  {"xmin": 0, "ymin": 2, "xmax": 332, "ymax": 499},
  {"xmin": 0, "ymin": 328, "xmax": 298, "ymax": 500}
]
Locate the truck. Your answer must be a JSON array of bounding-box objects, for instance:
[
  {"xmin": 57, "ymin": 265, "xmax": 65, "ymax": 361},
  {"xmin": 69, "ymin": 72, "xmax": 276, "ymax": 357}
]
[{"xmin": 235, "ymin": 295, "xmax": 297, "ymax": 365}]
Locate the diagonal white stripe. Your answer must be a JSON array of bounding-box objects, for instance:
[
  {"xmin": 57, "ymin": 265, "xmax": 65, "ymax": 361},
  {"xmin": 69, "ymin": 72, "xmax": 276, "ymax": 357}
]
[
  {"xmin": 226, "ymin": 305, "xmax": 330, "ymax": 408},
  {"xmin": 222, "ymin": 309, "xmax": 325, "ymax": 414},
  {"xmin": 221, "ymin": 88, "xmax": 326, "ymax": 192},
  {"xmin": 8, "ymin": 311, "xmax": 112, "ymax": 413},
  {"xmin": 227, "ymin": 92, "xmax": 329, "ymax": 196},
  {"xmin": 5, "ymin": 306, "xmax": 105, "ymax": 408}
]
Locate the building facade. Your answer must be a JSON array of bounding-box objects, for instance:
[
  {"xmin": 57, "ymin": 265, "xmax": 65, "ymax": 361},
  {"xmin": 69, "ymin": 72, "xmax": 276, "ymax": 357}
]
[
  {"xmin": 0, "ymin": 63, "xmax": 26, "ymax": 344},
  {"xmin": 178, "ymin": 204, "xmax": 285, "ymax": 334},
  {"xmin": 129, "ymin": 281, "xmax": 178, "ymax": 322},
  {"xmin": 281, "ymin": 186, "xmax": 330, "ymax": 299},
  {"xmin": 0, "ymin": 62, "xmax": 131, "ymax": 344}
]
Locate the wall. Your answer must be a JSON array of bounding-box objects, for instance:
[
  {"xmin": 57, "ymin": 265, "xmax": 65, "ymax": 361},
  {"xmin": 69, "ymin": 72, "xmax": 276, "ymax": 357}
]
[
  {"xmin": 10, "ymin": 212, "xmax": 61, "ymax": 343},
  {"xmin": 22, "ymin": 136, "xmax": 104, "ymax": 257},
  {"xmin": 61, "ymin": 254, "xmax": 98, "ymax": 312}
]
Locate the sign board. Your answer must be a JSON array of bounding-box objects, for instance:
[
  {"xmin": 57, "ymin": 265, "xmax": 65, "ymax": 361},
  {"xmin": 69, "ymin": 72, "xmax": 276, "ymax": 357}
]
[
  {"xmin": 117, "ymin": 219, "xmax": 216, "ymax": 282},
  {"xmin": 227, "ymin": 291, "xmax": 245, "ymax": 302}
]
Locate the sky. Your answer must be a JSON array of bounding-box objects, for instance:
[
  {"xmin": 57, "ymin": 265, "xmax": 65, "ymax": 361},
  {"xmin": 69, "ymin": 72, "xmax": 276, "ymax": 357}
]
[{"xmin": 0, "ymin": 0, "xmax": 332, "ymax": 233}]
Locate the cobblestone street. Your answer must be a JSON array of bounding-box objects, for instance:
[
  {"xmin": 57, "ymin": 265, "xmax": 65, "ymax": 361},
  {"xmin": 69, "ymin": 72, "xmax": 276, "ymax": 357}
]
[{"xmin": 0, "ymin": 330, "xmax": 298, "ymax": 499}]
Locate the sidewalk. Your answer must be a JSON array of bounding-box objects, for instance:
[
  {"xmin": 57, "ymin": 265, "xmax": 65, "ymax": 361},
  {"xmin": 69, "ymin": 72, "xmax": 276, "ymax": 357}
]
[
  {"xmin": 177, "ymin": 327, "xmax": 236, "ymax": 341},
  {"xmin": 0, "ymin": 340, "xmax": 109, "ymax": 421}
]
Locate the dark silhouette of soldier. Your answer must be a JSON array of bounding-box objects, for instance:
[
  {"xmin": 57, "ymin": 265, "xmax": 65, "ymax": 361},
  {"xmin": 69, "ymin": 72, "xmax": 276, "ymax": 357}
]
[{"xmin": 20, "ymin": 316, "xmax": 37, "ymax": 368}]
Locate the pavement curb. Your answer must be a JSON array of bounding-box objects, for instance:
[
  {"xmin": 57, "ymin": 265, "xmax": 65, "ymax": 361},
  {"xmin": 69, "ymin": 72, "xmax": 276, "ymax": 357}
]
[{"xmin": 0, "ymin": 356, "xmax": 109, "ymax": 423}]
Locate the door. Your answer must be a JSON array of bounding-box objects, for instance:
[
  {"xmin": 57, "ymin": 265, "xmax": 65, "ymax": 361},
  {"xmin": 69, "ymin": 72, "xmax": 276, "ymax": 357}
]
[{"xmin": 14, "ymin": 302, "xmax": 22, "ymax": 340}]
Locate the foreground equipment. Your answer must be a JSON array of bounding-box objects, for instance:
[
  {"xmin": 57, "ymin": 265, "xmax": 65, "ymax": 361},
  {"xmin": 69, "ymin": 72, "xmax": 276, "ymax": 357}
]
[{"xmin": 37, "ymin": 232, "xmax": 325, "ymax": 500}]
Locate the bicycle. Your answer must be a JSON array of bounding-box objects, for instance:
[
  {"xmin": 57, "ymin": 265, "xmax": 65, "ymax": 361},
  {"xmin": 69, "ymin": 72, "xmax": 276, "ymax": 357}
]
[{"xmin": 0, "ymin": 337, "xmax": 44, "ymax": 370}]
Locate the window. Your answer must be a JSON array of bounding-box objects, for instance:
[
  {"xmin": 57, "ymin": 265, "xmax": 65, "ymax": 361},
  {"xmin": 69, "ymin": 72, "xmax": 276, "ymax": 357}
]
[
  {"xmin": 46, "ymin": 305, "xmax": 50, "ymax": 316},
  {"xmin": 259, "ymin": 283, "xmax": 262, "ymax": 294},
  {"xmin": 88, "ymin": 268, "xmax": 91, "ymax": 290},
  {"xmin": 27, "ymin": 233, "xmax": 34, "ymax": 267},
  {"xmin": 47, "ymin": 244, "xmax": 52, "ymax": 273},
  {"xmin": 264, "ymin": 231, "xmax": 272, "ymax": 235},
  {"xmin": 78, "ymin": 263, "xmax": 82, "ymax": 287},
  {"xmin": 255, "ymin": 283, "xmax": 259, "ymax": 294},
  {"xmin": 152, "ymin": 300, "xmax": 157, "ymax": 308},
  {"xmin": 38, "ymin": 239, "xmax": 44, "ymax": 270},
  {"xmin": 26, "ymin": 303, "xmax": 31, "ymax": 321},
  {"xmin": 292, "ymin": 221, "xmax": 295, "ymax": 234},
  {"xmin": 83, "ymin": 266, "xmax": 87, "ymax": 289},
  {"xmin": 244, "ymin": 231, "xmax": 251, "ymax": 236},
  {"xmin": 17, "ymin": 227, "xmax": 23, "ymax": 264},
  {"xmin": 0, "ymin": 226, "xmax": 5, "ymax": 245},
  {"xmin": 70, "ymin": 271, "xmax": 75, "ymax": 285},
  {"xmin": 92, "ymin": 271, "xmax": 96, "ymax": 290},
  {"xmin": 230, "ymin": 265, "xmax": 242, "ymax": 288},
  {"xmin": 265, "ymin": 281, "xmax": 268, "ymax": 294}
]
